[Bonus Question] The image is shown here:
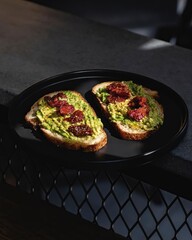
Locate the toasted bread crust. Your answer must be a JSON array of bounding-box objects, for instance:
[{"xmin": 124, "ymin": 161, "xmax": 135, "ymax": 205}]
[
  {"xmin": 42, "ymin": 128, "xmax": 107, "ymax": 152},
  {"xmin": 112, "ymin": 121, "xmax": 154, "ymax": 140},
  {"xmin": 25, "ymin": 91, "xmax": 107, "ymax": 152},
  {"xmin": 25, "ymin": 100, "xmax": 40, "ymax": 127},
  {"xmin": 92, "ymin": 81, "xmax": 164, "ymax": 140}
]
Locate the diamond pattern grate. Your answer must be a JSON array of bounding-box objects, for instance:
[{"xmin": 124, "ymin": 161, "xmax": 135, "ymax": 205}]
[{"xmin": 1, "ymin": 122, "xmax": 192, "ymax": 240}]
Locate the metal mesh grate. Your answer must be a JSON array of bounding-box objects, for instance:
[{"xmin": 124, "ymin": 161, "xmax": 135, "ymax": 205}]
[{"xmin": 1, "ymin": 122, "xmax": 192, "ymax": 240}]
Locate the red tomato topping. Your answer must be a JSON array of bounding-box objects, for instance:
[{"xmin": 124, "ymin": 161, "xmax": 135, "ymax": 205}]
[
  {"xmin": 106, "ymin": 82, "xmax": 130, "ymax": 103},
  {"xmin": 59, "ymin": 104, "xmax": 75, "ymax": 115},
  {"xmin": 44, "ymin": 92, "xmax": 66, "ymax": 107},
  {"xmin": 128, "ymin": 96, "xmax": 147, "ymax": 109},
  {"xmin": 107, "ymin": 82, "xmax": 130, "ymax": 97},
  {"xmin": 127, "ymin": 96, "xmax": 149, "ymax": 121},
  {"xmin": 66, "ymin": 110, "xmax": 84, "ymax": 123},
  {"xmin": 68, "ymin": 124, "xmax": 93, "ymax": 136},
  {"xmin": 128, "ymin": 107, "xmax": 149, "ymax": 121}
]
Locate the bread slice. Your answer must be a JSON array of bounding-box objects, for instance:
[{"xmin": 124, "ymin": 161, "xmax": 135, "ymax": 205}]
[
  {"xmin": 25, "ymin": 91, "xmax": 107, "ymax": 152},
  {"xmin": 92, "ymin": 81, "xmax": 164, "ymax": 140}
]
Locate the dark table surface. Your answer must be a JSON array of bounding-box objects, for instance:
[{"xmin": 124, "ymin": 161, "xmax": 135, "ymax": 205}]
[{"xmin": 0, "ymin": 0, "xmax": 192, "ymax": 198}]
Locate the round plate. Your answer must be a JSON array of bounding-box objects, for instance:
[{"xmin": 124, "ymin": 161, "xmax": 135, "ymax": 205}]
[{"xmin": 8, "ymin": 69, "xmax": 188, "ymax": 169}]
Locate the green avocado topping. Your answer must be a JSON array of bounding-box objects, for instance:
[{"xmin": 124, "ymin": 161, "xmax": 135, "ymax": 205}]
[
  {"xmin": 36, "ymin": 91, "xmax": 103, "ymax": 141},
  {"xmin": 96, "ymin": 81, "xmax": 164, "ymax": 131}
]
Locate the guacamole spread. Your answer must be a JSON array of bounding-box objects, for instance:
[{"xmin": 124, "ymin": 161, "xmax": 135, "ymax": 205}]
[{"xmin": 36, "ymin": 91, "xmax": 103, "ymax": 141}]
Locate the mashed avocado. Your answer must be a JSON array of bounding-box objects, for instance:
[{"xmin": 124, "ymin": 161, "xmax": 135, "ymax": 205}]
[
  {"xmin": 96, "ymin": 81, "xmax": 164, "ymax": 131},
  {"xmin": 36, "ymin": 91, "xmax": 103, "ymax": 141}
]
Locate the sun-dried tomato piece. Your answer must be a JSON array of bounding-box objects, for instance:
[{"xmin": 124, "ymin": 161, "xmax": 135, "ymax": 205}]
[
  {"xmin": 107, "ymin": 82, "xmax": 130, "ymax": 98},
  {"xmin": 128, "ymin": 96, "xmax": 147, "ymax": 109},
  {"xmin": 68, "ymin": 124, "xmax": 93, "ymax": 136},
  {"xmin": 128, "ymin": 107, "xmax": 149, "ymax": 121},
  {"xmin": 106, "ymin": 82, "xmax": 130, "ymax": 103},
  {"xmin": 66, "ymin": 110, "xmax": 84, "ymax": 123},
  {"xmin": 59, "ymin": 104, "xmax": 75, "ymax": 115},
  {"xmin": 44, "ymin": 92, "xmax": 67, "ymax": 107},
  {"xmin": 127, "ymin": 96, "xmax": 149, "ymax": 121}
]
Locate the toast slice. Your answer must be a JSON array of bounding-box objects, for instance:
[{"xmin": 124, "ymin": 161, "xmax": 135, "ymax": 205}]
[
  {"xmin": 92, "ymin": 81, "xmax": 164, "ymax": 140},
  {"xmin": 25, "ymin": 91, "xmax": 107, "ymax": 152}
]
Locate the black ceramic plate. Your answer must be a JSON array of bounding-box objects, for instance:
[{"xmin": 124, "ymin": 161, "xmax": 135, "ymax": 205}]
[{"xmin": 8, "ymin": 69, "xmax": 188, "ymax": 169}]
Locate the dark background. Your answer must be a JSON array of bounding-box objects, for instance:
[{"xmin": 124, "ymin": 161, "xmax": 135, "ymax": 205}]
[{"xmin": 27, "ymin": 0, "xmax": 192, "ymax": 50}]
